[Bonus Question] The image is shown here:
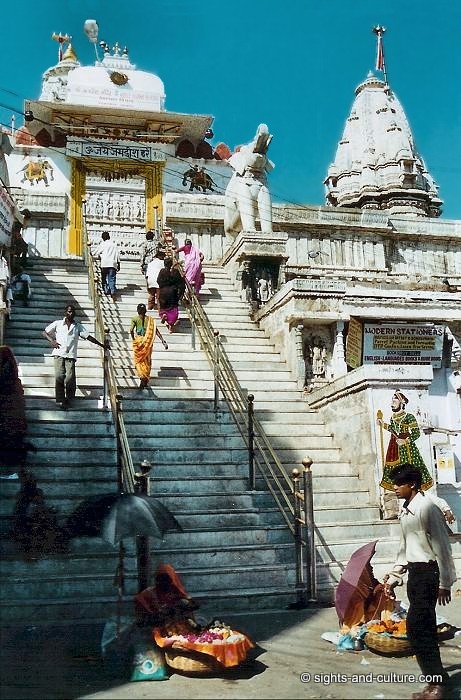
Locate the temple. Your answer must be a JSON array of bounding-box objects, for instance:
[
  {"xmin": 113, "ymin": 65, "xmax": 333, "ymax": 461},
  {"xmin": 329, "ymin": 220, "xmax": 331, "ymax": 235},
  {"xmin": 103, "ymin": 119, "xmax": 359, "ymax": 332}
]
[{"xmin": 0, "ymin": 23, "xmax": 459, "ymax": 626}]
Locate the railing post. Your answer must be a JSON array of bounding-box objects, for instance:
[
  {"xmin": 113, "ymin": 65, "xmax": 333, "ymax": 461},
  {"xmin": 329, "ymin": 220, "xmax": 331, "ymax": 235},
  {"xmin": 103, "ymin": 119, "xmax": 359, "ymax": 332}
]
[
  {"xmin": 302, "ymin": 456, "xmax": 317, "ymax": 601},
  {"xmin": 102, "ymin": 326, "xmax": 110, "ymax": 411},
  {"xmin": 115, "ymin": 393, "xmax": 123, "ymax": 494},
  {"xmin": 135, "ymin": 460, "xmax": 153, "ymax": 592},
  {"xmin": 213, "ymin": 330, "xmax": 220, "ymax": 412},
  {"xmin": 190, "ymin": 301, "xmax": 196, "ymax": 350},
  {"xmin": 291, "ymin": 468, "xmax": 307, "ymax": 608},
  {"xmin": 247, "ymin": 394, "xmax": 255, "ymax": 489}
]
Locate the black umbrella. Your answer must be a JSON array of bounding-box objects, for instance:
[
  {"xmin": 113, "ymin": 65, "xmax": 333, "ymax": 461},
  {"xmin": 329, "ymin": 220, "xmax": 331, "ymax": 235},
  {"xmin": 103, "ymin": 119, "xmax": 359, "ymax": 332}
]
[{"xmin": 66, "ymin": 493, "xmax": 182, "ymax": 546}]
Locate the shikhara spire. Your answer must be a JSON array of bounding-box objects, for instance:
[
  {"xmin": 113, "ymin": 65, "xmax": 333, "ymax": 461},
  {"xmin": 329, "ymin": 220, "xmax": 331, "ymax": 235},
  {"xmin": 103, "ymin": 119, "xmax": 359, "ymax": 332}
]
[{"xmin": 324, "ymin": 28, "xmax": 442, "ymax": 218}]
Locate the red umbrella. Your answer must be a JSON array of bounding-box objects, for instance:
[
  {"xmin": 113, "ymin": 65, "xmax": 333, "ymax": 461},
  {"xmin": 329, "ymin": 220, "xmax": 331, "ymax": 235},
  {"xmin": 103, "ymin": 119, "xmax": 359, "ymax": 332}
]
[{"xmin": 335, "ymin": 540, "xmax": 390, "ymax": 628}]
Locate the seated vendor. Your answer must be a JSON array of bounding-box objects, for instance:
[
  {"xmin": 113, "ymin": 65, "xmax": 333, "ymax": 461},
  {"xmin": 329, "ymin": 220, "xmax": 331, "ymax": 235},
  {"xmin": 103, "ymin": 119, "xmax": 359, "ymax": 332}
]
[{"xmin": 134, "ymin": 563, "xmax": 198, "ymax": 628}]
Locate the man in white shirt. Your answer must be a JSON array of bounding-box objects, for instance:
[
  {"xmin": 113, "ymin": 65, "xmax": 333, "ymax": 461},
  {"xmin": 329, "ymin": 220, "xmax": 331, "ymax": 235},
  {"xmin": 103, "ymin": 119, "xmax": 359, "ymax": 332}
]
[
  {"xmin": 145, "ymin": 250, "xmax": 165, "ymax": 310},
  {"xmin": 43, "ymin": 305, "xmax": 107, "ymax": 410},
  {"xmin": 384, "ymin": 464, "xmax": 456, "ymax": 700},
  {"xmin": 93, "ymin": 232, "xmax": 120, "ymax": 301}
]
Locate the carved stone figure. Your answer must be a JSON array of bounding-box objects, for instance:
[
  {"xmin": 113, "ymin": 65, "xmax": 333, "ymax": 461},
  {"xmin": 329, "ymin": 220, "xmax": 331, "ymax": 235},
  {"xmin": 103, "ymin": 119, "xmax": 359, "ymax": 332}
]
[
  {"xmin": 257, "ymin": 273, "xmax": 272, "ymax": 304},
  {"xmin": 86, "ymin": 195, "xmax": 96, "ymax": 217},
  {"xmin": 303, "ymin": 335, "xmax": 328, "ymax": 387},
  {"xmin": 311, "ymin": 342, "xmax": 327, "ymax": 377},
  {"xmin": 102, "ymin": 196, "xmax": 109, "ymax": 219},
  {"xmin": 224, "ymin": 123, "xmax": 274, "ymax": 238},
  {"xmin": 122, "ymin": 198, "xmax": 131, "ymax": 220},
  {"xmin": 95, "ymin": 197, "xmax": 103, "ymax": 218},
  {"xmin": 134, "ymin": 197, "xmax": 144, "ymax": 220}
]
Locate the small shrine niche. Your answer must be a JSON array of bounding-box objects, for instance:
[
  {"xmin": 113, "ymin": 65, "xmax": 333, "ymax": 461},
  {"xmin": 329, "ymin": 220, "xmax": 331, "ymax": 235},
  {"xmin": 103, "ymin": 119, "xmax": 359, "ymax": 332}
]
[
  {"xmin": 302, "ymin": 328, "xmax": 333, "ymax": 390},
  {"xmin": 238, "ymin": 256, "xmax": 282, "ymax": 309}
]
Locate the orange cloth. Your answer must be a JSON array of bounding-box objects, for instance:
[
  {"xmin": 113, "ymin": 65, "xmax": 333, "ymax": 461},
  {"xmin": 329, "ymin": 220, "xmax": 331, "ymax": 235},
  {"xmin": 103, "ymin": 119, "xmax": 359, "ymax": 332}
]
[
  {"xmin": 154, "ymin": 627, "xmax": 254, "ymax": 668},
  {"xmin": 156, "ymin": 563, "xmax": 189, "ymax": 599}
]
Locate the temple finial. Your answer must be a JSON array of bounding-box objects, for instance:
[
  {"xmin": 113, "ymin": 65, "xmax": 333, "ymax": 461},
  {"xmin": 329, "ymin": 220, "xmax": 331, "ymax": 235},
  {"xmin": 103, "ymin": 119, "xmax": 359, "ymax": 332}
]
[
  {"xmin": 52, "ymin": 32, "xmax": 71, "ymax": 62},
  {"xmin": 372, "ymin": 25, "xmax": 388, "ymax": 84}
]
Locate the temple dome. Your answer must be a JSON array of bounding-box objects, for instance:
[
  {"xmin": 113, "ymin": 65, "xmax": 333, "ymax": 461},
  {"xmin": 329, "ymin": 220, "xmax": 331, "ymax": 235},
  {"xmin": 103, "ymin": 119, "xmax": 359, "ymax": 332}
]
[
  {"xmin": 39, "ymin": 46, "xmax": 165, "ymax": 113},
  {"xmin": 324, "ymin": 72, "xmax": 442, "ymax": 217}
]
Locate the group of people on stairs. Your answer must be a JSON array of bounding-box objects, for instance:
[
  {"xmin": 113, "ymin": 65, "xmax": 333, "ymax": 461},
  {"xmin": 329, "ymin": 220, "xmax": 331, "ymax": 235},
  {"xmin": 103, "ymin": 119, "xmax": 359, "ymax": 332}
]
[{"xmin": 131, "ymin": 233, "xmax": 204, "ymax": 391}]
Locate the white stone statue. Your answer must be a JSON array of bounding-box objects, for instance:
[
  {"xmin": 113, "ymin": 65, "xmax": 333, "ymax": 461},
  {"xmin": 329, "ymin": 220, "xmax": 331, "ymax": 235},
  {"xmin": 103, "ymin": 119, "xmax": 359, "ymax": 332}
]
[
  {"xmin": 95, "ymin": 197, "xmax": 103, "ymax": 218},
  {"xmin": 257, "ymin": 272, "xmax": 272, "ymax": 304},
  {"xmin": 102, "ymin": 195, "xmax": 109, "ymax": 219},
  {"xmin": 122, "ymin": 197, "xmax": 131, "ymax": 220},
  {"xmin": 224, "ymin": 123, "xmax": 274, "ymax": 239},
  {"xmin": 311, "ymin": 339, "xmax": 327, "ymax": 377}
]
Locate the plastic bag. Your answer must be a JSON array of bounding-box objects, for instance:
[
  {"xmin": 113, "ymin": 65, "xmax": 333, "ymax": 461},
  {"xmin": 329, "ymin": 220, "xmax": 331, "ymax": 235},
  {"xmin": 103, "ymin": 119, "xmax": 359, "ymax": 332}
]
[{"xmin": 131, "ymin": 640, "xmax": 169, "ymax": 682}]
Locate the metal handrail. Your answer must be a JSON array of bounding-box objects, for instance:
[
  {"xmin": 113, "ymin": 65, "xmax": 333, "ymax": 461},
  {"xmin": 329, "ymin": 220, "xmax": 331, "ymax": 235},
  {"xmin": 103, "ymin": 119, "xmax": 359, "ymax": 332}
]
[
  {"xmin": 83, "ymin": 212, "xmax": 136, "ymax": 494},
  {"xmin": 185, "ymin": 277, "xmax": 295, "ymax": 533}
]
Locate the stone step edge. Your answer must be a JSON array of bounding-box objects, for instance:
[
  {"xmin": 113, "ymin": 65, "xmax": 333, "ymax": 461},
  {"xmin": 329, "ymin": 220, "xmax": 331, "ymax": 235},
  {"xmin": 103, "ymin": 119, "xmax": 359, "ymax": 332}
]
[
  {"xmin": 1, "ymin": 561, "xmax": 292, "ymax": 586},
  {"xmin": 0, "ymin": 587, "xmax": 302, "ymax": 612}
]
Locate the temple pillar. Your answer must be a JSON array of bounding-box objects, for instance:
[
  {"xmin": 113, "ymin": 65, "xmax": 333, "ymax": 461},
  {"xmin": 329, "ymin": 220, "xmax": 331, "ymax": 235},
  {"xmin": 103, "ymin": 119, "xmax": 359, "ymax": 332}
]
[
  {"xmin": 294, "ymin": 324, "xmax": 305, "ymax": 389},
  {"xmin": 332, "ymin": 320, "xmax": 347, "ymax": 378},
  {"xmin": 68, "ymin": 159, "xmax": 85, "ymax": 256}
]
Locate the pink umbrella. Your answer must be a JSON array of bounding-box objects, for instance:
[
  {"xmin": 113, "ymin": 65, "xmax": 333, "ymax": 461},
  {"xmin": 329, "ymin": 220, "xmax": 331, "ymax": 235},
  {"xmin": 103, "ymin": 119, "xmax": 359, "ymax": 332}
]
[{"xmin": 335, "ymin": 540, "xmax": 390, "ymax": 628}]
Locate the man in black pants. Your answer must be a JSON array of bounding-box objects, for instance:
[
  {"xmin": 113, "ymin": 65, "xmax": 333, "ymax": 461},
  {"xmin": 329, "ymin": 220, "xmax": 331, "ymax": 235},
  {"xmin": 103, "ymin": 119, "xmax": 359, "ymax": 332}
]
[
  {"xmin": 43, "ymin": 305, "xmax": 108, "ymax": 410},
  {"xmin": 384, "ymin": 464, "xmax": 456, "ymax": 700}
]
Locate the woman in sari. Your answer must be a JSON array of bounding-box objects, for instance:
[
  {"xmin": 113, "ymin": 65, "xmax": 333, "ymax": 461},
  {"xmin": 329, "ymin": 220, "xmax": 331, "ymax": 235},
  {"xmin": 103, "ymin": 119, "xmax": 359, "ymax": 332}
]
[
  {"xmin": 134, "ymin": 563, "xmax": 199, "ymax": 627},
  {"xmin": 130, "ymin": 304, "xmax": 168, "ymax": 389},
  {"xmin": 157, "ymin": 258, "xmax": 185, "ymax": 333},
  {"xmin": 176, "ymin": 239, "xmax": 204, "ymax": 295}
]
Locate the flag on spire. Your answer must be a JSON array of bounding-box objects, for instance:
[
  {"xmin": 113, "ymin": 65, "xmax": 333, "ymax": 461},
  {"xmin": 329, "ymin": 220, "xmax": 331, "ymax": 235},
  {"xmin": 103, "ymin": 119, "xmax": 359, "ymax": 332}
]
[
  {"xmin": 376, "ymin": 33, "xmax": 384, "ymax": 71},
  {"xmin": 372, "ymin": 26, "xmax": 388, "ymax": 83}
]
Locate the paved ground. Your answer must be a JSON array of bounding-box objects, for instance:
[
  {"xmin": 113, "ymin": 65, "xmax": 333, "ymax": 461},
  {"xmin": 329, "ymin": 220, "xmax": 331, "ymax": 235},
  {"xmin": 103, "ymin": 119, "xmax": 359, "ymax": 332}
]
[{"xmin": 1, "ymin": 594, "xmax": 460, "ymax": 700}]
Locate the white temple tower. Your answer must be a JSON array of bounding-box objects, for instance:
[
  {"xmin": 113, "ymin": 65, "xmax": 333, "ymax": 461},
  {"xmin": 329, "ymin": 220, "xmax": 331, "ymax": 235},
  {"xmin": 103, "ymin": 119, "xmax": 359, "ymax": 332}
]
[{"xmin": 324, "ymin": 72, "xmax": 443, "ymax": 217}]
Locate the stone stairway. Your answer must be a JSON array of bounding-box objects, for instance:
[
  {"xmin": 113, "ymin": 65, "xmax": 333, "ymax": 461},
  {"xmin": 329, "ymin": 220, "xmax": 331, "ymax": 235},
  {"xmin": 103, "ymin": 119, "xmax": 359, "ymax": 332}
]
[
  {"xmin": 99, "ymin": 262, "xmax": 299, "ymax": 612},
  {"xmin": 199, "ymin": 264, "xmax": 401, "ymax": 585},
  {"xmin": 0, "ymin": 258, "xmax": 126, "ymax": 625},
  {"xmin": 101, "ymin": 261, "xmax": 400, "ymax": 610}
]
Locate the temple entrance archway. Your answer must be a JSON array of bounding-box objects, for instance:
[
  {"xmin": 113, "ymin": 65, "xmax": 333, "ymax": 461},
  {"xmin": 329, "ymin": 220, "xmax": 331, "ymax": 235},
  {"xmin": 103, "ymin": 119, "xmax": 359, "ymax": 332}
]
[{"xmin": 68, "ymin": 158, "xmax": 163, "ymax": 257}]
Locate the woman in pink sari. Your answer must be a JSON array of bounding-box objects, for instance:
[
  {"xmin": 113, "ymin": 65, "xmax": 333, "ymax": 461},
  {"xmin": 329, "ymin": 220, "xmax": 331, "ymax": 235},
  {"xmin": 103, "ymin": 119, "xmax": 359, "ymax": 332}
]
[{"xmin": 176, "ymin": 239, "xmax": 204, "ymax": 295}]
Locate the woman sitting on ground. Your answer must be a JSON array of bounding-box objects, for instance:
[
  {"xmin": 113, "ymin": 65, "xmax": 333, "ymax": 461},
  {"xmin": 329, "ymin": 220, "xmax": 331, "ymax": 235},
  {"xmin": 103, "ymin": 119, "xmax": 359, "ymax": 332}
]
[{"xmin": 134, "ymin": 563, "xmax": 199, "ymax": 628}]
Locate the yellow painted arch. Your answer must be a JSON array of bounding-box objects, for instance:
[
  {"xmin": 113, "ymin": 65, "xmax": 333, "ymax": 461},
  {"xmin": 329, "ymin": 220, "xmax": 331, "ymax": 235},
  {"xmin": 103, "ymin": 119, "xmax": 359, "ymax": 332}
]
[{"xmin": 67, "ymin": 157, "xmax": 164, "ymax": 256}]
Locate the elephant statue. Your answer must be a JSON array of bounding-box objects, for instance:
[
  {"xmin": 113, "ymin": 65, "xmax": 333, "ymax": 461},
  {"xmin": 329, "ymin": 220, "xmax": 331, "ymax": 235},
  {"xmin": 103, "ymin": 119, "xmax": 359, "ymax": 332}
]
[{"xmin": 224, "ymin": 124, "xmax": 274, "ymax": 239}]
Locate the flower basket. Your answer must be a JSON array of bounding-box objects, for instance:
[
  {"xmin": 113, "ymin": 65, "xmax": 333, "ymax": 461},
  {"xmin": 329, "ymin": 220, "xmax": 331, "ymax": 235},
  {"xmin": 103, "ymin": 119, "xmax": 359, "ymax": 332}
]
[
  {"xmin": 164, "ymin": 649, "xmax": 222, "ymax": 675},
  {"xmin": 364, "ymin": 631, "xmax": 412, "ymax": 656},
  {"xmin": 154, "ymin": 620, "xmax": 254, "ymax": 670}
]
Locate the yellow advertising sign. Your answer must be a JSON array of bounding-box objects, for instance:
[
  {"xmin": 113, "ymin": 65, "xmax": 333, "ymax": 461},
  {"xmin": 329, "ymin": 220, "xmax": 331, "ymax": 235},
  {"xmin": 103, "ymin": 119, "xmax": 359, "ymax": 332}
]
[
  {"xmin": 346, "ymin": 317, "xmax": 363, "ymax": 369},
  {"xmin": 363, "ymin": 323, "xmax": 444, "ymax": 368}
]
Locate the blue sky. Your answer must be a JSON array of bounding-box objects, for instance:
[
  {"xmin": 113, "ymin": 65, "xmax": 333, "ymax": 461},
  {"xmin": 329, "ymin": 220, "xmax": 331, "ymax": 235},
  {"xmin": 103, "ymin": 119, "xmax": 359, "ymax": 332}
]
[{"xmin": 1, "ymin": 0, "xmax": 460, "ymax": 219}]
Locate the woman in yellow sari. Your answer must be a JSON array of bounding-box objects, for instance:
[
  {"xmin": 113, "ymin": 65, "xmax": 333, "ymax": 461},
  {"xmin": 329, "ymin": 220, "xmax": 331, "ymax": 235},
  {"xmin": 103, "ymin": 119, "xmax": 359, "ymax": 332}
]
[{"xmin": 130, "ymin": 303, "xmax": 168, "ymax": 389}]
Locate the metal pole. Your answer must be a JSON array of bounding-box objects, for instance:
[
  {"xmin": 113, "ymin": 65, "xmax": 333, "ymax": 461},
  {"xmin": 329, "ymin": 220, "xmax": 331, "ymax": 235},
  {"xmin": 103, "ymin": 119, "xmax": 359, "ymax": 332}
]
[
  {"xmin": 291, "ymin": 468, "xmax": 306, "ymax": 607},
  {"xmin": 102, "ymin": 326, "xmax": 110, "ymax": 411},
  {"xmin": 135, "ymin": 460, "xmax": 152, "ymax": 592},
  {"xmin": 247, "ymin": 394, "xmax": 255, "ymax": 489},
  {"xmin": 302, "ymin": 456, "xmax": 317, "ymax": 601},
  {"xmin": 213, "ymin": 330, "xmax": 220, "ymax": 412},
  {"xmin": 115, "ymin": 394, "xmax": 123, "ymax": 494},
  {"xmin": 190, "ymin": 302, "xmax": 196, "ymax": 351}
]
